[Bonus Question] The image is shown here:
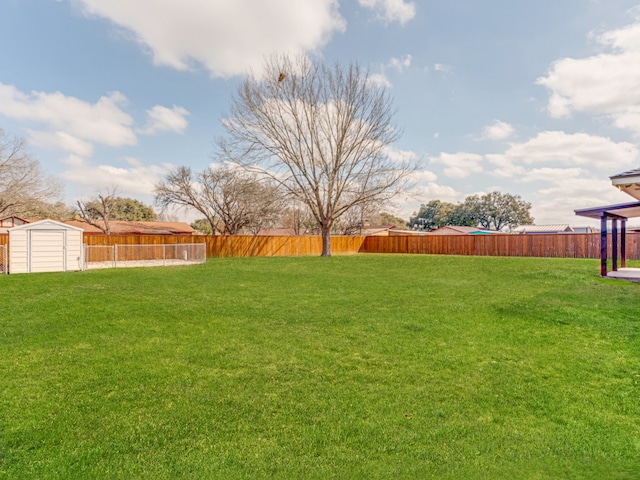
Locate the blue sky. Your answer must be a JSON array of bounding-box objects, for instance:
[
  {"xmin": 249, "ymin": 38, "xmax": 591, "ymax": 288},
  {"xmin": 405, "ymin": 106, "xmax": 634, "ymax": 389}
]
[{"xmin": 2, "ymin": 0, "xmax": 640, "ymax": 226}]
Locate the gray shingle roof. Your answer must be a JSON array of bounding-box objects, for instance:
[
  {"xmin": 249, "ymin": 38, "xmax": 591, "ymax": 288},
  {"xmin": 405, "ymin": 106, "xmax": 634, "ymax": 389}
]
[{"xmin": 610, "ymin": 168, "xmax": 640, "ymax": 180}]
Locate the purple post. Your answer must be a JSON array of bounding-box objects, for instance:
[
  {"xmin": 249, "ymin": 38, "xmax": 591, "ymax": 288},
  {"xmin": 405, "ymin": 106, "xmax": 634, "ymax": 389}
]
[
  {"xmin": 600, "ymin": 215, "xmax": 607, "ymax": 277},
  {"xmin": 612, "ymin": 218, "xmax": 618, "ymax": 272},
  {"xmin": 621, "ymin": 219, "xmax": 627, "ymax": 269}
]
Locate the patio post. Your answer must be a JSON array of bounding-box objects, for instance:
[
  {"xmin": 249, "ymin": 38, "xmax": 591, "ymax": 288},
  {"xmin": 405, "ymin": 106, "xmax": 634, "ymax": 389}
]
[
  {"xmin": 600, "ymin": 214, "xmax": 607, "ymax": 277},
  {"xmin": 612, "ymin": 218, "xmax": 618, "ymax": 271},
  {"xmin": 621, "ymin": 219, "xmax": 627, "ymax": 268}
]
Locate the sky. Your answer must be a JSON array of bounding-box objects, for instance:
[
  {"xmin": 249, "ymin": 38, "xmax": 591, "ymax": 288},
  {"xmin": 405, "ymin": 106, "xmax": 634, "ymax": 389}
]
[{"xmin": 2, "ymin": 0, "xmax": 640, "ymax": 227}]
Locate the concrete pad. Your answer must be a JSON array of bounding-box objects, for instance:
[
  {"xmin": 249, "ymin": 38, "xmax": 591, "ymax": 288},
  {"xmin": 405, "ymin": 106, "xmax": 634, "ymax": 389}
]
[{"xmin": 606, "ymin": 268, "xmax": 640, "ymax": 281}]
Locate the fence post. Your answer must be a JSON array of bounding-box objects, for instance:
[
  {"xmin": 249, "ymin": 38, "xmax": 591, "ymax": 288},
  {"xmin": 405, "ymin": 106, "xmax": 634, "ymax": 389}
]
[
  {"xmin": 163, "ymin": 244, "xmax": 166, "ymax": 266},
  {"xmin": 114, "ymin": 244, "xmax": 118, "ymax": 268}
]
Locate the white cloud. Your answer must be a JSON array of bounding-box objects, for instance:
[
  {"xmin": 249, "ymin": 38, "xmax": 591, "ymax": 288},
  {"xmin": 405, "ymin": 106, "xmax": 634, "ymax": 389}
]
[
  {"xmin": 0, "ymin": 83, "xmax": 189, "ymax": 165},
  {"xmin": 532, "ymin": 177, "xmax": 632, "ymax": 225},
  {"xmin": 140, "ymin": 105, "xmax": 190, "ymax": 135},
  {"xmin": 396, "ymin": 180, "xmax": 460, "ymax": 219},
  {"xmin": 388, "ymin": 54, "xmax": 412, "ymax": 73},
  {"xmin": 371, "ymin": 54, "xmax": 413, "ymax": 88},
  {"xmin": 386, "ymin": 145, "xmax": 418, "ymax": 163},
  {"xmin": 0, "ymin": 82, "xmax": 189, "ymax": 203},
  {"xmin": 419, "ymin": 130, "xmax": 639, "ymax": 224},
  {"xmin": 358, "ymin": 0, "xmax": 416, "ymax": 25},
  {"xmin": 519, "ymin": 167, "xmax": 583, "ymax": 183},
  {"xmin": 28, "ymin": 130, "xmax": 94, "ymax": 158},
  {"xmin": 434, "ymin": 63, "xmax": 452, "ymax": 73},
  {"xmin": 486, "ymin": 131, "xmax": 639, "ymax": 177},
  {"xmin": 408, "ymin": 169, "xmax": 438, "ymax": 183},
  {"xmin": 368, "ymin": 73, "xmax": 392, "ymax": 89},
  {"xmin": 537, "ymin": 16, "xmax": 640, "ymax": 134},
  {"xmin": 480, "ymin": 120, "xmax": 514, "ymax": 141},
  {"xmin": 62, "ymin": 159, "xmax": 169, "ymax": 196},
  {"xmin": 0, "ymin": 83, "xmax": 136, "ymax": 148},
  {"xmin": 430, "ymin": 152, "xmax": 484, "ymax": 179},
  {"xmin": 72, "ymin": 0, "xmax": 346, "ymax": 78}
]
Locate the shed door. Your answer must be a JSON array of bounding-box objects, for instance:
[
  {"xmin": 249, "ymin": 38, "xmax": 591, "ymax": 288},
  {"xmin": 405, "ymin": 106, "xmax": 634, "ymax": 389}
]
[{"xmin": 30, "ymin": 230, "xmax": 65, "ymax": 273}]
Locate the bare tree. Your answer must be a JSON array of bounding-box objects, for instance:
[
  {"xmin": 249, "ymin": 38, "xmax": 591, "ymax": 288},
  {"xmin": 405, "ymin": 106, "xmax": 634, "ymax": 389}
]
[
  {"xmin": 280, "ymin": 201, "xmax": 318, "ymax": 235},
  {"xmin": 333, "ymin": 201, "xmax": 380, "ymax": 235},
  {"xmin": 218, "ymin": 53, "xmax": 416, "ymax": 256},
  {"xmin": 0, "ymin": 129, "xmax": 62, "ymax": 217},
  {"xmin": 154, "ymin": 166, "xmax": 219, "ymax": 233},
  {"xmin": 76, "ymin": 188, "xmax": 119, "ymax": 234},
  {"xmin": 241, "ymin": 182, "xmax": 287, "ymax": 235},
  {"xmin": 24, "ymin": 200, "xmax": 76, "ymax": 220},
  {"xmin": 155, "ymin": 164, "xmax": 285, "ymax": 235}
]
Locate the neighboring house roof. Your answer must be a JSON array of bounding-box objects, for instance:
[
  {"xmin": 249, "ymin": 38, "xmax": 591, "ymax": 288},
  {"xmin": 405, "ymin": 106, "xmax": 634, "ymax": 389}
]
[
  {"xmin": 0, "ymin": 216, "xmax": 40, "ymax": 233},
  {"xmin": 388, "ymin": 228, "xmax": 426, "ymax": 236},
  {"xmin": 572, "ymin": 226, "xmax": 598, "ymax": 233},
  {"xmin": 360, "ymin": 224, "xmax": 397, "ymax": 236},
  {"xmin": 63, "ymin": 220, "xmax": 195, "ymax": 235},
  {"xmin": 513, "ymin": 224, "xmax": 573, "ymax": 234},
  {"xmin": 427, "ymin": 226, "xmax": 500, "ymax": 235}
]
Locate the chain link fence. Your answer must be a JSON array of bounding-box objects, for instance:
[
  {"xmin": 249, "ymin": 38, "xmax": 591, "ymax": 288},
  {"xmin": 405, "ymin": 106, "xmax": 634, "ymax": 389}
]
[
  {"xmin": 84, "ymin": 243, "xmax": 206, "ymax": 270},
  {"xmin": 0, "ymin": 244, "xmax": 6, "ymax": 274}
]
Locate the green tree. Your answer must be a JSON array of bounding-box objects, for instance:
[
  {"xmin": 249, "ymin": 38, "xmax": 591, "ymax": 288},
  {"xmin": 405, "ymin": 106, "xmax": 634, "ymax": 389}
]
[
  {"xmin": 411, "ymin": 191, "xmax": 533, "ymax": 231},
  {"xmin": 462, "ymin": 191, "xmax": 533, "ymax": 230},
  {"xmin": 369, "ymin": 211, "xmax": 408, "ymax": 227},
  {"xmin": 410, "ymin": 200, "xmax": 458, "ymax": 230},
  {"xmin": 24, "ymin": 200, "xmax": 76, "ymax": 220},
  {"xmin": 191, "ymin": 218, "xmax": 213, "ymax": 235}
]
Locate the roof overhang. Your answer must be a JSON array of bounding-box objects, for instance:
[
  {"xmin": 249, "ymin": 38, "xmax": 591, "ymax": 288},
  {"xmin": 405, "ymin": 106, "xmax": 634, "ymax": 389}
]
[
  {"xmin": 575, "ymin": 201, "xmax": 640, "ymax": 220},
  {"xmin": 610, "ymin": 170, "xmax": 640, "ymax": 200}
]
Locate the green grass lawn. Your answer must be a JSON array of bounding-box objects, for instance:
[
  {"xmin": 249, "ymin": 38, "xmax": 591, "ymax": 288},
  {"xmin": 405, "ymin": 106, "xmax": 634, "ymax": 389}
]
[{"xmin": 1, "ymin": 255, "xmax": 640, "ymax": 479}]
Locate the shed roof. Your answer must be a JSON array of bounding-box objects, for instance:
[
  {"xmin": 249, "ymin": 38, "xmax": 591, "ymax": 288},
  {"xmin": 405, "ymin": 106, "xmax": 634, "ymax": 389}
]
[{"xmin": 10, "ymin": 219, "xmax": 85, "ymax": 232}]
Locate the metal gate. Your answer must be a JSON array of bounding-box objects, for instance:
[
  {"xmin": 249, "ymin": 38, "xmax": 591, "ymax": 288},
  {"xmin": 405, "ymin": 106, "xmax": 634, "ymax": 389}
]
[{"xmin": 0, "ymin": 245, "xmax": 6, "ymax": 274}]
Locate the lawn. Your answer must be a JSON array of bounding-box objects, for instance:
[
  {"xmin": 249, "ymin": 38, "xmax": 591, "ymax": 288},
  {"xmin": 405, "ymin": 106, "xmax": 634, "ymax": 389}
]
[{"xmin": 1, "ymin": 255, "xmax": 639, "ymax": 479}]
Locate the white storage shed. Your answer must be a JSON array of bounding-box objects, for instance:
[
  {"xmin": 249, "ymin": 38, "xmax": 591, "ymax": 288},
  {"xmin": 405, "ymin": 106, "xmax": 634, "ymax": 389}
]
[{"xmin": 9, "ymin": 219, "xmax": 84, "ymax": 274}]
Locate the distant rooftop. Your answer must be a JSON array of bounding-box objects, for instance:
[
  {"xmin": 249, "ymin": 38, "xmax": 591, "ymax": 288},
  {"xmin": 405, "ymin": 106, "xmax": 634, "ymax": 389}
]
[{"xmin": 513, "ymin": 224, "xmax": 573, "ymax": 233}]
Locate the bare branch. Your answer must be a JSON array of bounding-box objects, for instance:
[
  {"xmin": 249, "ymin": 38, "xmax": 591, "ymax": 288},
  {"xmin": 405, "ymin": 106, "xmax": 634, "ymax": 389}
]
[
  {"xmin": 155, "ymin": 164, "xmax": 286, "ymax": 235},
  {"xmin": 0, "ymin": 129, "xmax": 62, "ymax": 217},
  {"xmin": 76, "ymin": 187, "xmax": 120, "ymax": 234},
  {"xmin": 217, "ymin": 54, "xmax": 416, "ymax": 255}
]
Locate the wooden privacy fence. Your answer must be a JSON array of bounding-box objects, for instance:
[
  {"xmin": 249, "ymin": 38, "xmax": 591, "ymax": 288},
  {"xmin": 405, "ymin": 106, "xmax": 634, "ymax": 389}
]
[
  {"xmin": 83, "ymin": 234, "xmax": 367, "ymax": 258},
  {"xmin": 361, "ymin": 233, "xmax": 640, "ymax": 259},
  {"xmin": 5, "ymin": 232, "xmax": 640, "ymax": 263}
]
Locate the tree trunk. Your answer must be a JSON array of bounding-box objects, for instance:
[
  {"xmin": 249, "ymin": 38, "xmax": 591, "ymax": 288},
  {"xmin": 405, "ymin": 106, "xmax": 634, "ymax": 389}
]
[{"xmin": 321, "ymin": 225, "xmax": 332, "ymax": 257}]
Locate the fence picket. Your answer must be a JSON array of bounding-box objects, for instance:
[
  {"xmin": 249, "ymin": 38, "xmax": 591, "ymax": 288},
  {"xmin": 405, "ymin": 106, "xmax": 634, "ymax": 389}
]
[{"xmin": 4, "ymin": 233, "xmax": 639, "ymax": 266}]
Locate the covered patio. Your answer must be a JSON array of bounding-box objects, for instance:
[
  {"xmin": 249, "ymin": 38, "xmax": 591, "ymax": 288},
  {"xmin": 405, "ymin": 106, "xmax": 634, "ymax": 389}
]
[{"xmin": 575, "ymin": 201, "xmax": 640, "ymax": 279}]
